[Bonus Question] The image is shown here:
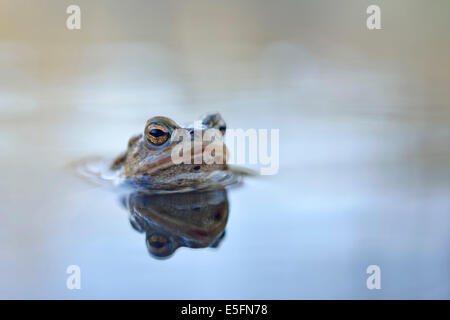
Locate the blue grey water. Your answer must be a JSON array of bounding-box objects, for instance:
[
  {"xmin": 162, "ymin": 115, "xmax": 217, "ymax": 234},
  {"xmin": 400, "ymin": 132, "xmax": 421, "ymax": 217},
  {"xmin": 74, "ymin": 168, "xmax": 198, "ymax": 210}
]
[{"xmin": 0, "ymin": 0, "xmax": 449, "ymax": 299}]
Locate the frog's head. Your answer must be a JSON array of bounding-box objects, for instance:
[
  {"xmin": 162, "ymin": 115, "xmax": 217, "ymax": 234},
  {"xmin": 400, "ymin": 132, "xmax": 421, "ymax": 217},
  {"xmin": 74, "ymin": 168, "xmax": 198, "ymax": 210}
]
[{"xmin": 121, "ymin": 113, "xmax": 228, "ymax": 188}]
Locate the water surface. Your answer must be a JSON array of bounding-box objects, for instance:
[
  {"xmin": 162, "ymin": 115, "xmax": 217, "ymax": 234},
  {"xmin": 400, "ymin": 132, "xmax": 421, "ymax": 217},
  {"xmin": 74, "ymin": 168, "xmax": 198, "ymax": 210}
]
[{"xmin": 0, "ymin": 0, "xmax": 449, "ymax": 299}]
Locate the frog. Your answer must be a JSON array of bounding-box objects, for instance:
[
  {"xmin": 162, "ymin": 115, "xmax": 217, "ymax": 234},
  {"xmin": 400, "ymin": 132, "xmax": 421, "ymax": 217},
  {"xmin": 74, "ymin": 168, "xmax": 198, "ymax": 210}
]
[{"xmin": 109, "ymin": 112, "xmax": 235, "ymax": 191}]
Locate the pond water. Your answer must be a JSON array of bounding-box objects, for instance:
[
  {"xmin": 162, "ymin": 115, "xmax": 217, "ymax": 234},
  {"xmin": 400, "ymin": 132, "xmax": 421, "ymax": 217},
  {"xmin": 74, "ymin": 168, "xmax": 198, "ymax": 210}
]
[{"xmin": 0, "ymin": 0, "xmax": 449, "ymax": 299}]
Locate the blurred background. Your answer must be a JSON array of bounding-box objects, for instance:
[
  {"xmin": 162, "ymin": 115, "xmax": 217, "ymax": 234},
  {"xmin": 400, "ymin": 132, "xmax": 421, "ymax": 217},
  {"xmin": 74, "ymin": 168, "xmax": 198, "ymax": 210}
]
[{"xmin": 0, "ymin": 0, "xmax": 449, "ymax": 298}]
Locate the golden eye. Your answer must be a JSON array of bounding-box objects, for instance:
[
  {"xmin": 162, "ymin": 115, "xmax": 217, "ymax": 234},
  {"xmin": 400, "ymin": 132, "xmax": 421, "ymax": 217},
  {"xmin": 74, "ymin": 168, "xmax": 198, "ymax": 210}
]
[{"xmin": 146, "ymin": 123, "xmax": 170, "ymax": 146}]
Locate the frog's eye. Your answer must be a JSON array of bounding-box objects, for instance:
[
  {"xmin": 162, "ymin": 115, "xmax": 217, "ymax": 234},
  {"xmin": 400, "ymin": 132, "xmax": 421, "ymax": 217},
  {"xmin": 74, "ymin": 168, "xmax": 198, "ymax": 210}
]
[{"xmin": 146, "ymin": 123, "xmax": 170, "ymax": 146}]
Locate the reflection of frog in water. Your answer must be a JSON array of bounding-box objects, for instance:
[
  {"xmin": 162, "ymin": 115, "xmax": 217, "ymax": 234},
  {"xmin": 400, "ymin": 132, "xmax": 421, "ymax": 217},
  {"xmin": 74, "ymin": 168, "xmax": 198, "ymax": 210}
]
[
  {"xmin": 111, "ymin": 113, "xmax": 231, "ymax": 190},
  {"xmin": 121, "ymin": 188, "xmax": 229, "ymax": 259}
]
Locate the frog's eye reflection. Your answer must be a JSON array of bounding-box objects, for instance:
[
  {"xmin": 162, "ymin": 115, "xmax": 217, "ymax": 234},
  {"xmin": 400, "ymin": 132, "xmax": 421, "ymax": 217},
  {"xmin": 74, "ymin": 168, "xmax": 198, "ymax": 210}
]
[
  {"xmin": 146, "ymin": 232, "xmax": 176, "ymax": 258},
  {"xmin": 146, "ymin": 123, "xmax": 170, "ymax": 146}
]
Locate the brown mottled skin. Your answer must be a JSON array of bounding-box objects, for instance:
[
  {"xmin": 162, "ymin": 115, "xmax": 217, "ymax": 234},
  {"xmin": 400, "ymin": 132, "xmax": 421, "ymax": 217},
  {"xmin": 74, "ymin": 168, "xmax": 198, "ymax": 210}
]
[{"xmin": 111, "ymin": 113, "xmax": 228, "ymax": 190}]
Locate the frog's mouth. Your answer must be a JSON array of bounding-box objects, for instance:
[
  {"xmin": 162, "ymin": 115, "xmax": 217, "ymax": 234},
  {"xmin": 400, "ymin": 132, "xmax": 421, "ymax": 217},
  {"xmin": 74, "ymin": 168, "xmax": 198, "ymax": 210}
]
[
  {"xmin": 143, "ymin": 139, "xmax": 226, "ymax": 174},
  {"xmin": 135, "ymin": 134, "xmax": 226, "ymax": 181}
]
